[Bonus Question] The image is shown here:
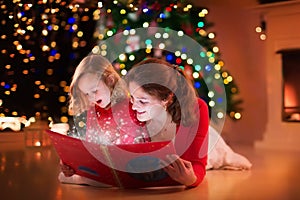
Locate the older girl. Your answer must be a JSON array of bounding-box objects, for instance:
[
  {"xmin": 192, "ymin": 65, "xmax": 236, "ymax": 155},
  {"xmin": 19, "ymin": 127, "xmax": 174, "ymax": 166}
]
[{"xmin": 126, "ymin": 57, "xmax": 209, "ymax": 187}]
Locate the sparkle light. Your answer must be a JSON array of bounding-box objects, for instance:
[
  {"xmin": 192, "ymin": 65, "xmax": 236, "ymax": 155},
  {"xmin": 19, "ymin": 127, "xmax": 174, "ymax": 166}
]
[
  {"xmin": 192, "ymin": 72, "xmax": 199, "ymax": 78},
  {"xmin": 260, "ymin": 33, "xmax": 267, "ymax": 40},
  {"xmin": 208, "ymin": 91, "xmax": 215, "ymax": 98},
  {"xmin": 158, "ymin": 43, "xmax": 165, "ymax": 49},
  {"xmin": 119, "ymin": 54, "xmax": 127, "ymax": 61},
  {"xmin": 177, "ymin": 31, "xmax": 184, "ymax": 37},
  {"xmin": 209, "ymin": 101, "xmax": 215, "ymax": 107},
  {"xmin": 217, "ymin": 112, "xmax": 224, "ymax": 119},
  {"xmin": 214, "ymin": 64, "xmax": 221, "ymax": 71},
  {"xmin": 214, "ymin": 73, "xmax": 221, "ymax": 79},
  {"xmin": 143, "ymin": 22, "xmax": 149, "ymax": 27},
  {"xmin": 128, "ymin": 55, "xmax": 135, "ymax": 61},
  {"xmin": 194, "ymin": 65, "xmax": 201, "ymax": 71},
  {"xmin": 106, "ymin": 30, "xmax": 113, "ymax": 36},
  {"xmin": 187, "ymin": 58, "xmax": 193, "ymax": 64},
  {"xmin": 121, "ymin": 69, "xmax": 127, "ymax": 76},
  {"xmin": 256, "ymin": 26, "xmax": 262, "ymax": 33},
  {"xmin": 180, "ymin": 54, "xmax": 187, "ymax": 60},
  {"xmin": 155, "ymin": 33, "xmax": 161, "ymax": 38},
  {"xmin": 234, "ymin": 112, "xmax": 241, "ymax": 119}
]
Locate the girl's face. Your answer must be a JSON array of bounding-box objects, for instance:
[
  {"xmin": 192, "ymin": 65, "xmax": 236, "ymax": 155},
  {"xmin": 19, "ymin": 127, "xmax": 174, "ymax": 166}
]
[
  {"xmin": 78, "ymin": 73, "xmax": 111, "ymax": 108},
  {"xmin": 129, "ymin": 81, "xmax": 166, "ymax": 122}
]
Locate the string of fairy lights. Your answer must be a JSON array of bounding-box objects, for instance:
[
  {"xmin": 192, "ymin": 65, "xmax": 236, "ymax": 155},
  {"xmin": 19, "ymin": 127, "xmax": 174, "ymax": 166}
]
[{"xmin": 0, "ymin": 0, "xmax": 242, "ymax": 123}]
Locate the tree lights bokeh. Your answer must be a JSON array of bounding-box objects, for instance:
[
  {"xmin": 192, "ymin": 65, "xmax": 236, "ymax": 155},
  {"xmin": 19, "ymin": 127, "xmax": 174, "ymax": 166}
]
[
  {"xmin": 90, "ymin": 0, "xmax": 243, "ymax": 121},
  {"xmin": 0, "ymin": 0, "xmax": 97, "ymax": 122},
  {"xmin": 0, "ymin": 0, "xmax": 243, "ymax": 123},
  {"xmin": 255, "ymin": 16, "xmax": 267, "ymax": 41}
]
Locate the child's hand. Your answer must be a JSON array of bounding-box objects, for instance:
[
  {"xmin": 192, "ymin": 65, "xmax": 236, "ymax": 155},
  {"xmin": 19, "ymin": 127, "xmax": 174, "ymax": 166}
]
[{"xmin": 59, "ymin": 160, "xmax": 75, "ymax": 177}]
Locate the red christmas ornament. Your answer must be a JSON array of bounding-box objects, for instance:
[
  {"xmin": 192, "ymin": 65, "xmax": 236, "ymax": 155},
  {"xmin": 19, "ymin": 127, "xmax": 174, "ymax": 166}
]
[{"xmin": 165, "ymin": 7, "xmax": 172, "ymax": 12}]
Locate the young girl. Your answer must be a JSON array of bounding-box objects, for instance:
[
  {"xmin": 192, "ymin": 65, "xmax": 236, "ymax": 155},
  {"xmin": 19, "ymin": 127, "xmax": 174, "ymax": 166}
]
[
  {"xmin": 125, "ymin": 57, "xmax": 210, "ymax": 187},
  {"xmin": 68, "ymin": 53, "xmax": 149, "ymax": 144},
  {"xmin": 58, "ymin": 54, "xmax": 150, "ymax": 186}
]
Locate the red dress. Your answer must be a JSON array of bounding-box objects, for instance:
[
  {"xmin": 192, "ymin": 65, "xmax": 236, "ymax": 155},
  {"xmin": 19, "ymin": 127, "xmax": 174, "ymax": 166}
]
[
  {"xmin": 177, "ymin": 98, "xmax": 209, "ymax": 187},
  {"xmin": 145, "ymin": 98, "xmax": 209, "ymax": 187},
  {"xmin": 86, "ymin": 99, "xmax": 150, "ymax": 145}
]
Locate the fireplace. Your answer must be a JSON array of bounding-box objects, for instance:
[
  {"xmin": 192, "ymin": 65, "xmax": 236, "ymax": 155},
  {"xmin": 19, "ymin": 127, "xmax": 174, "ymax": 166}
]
[
  {"xmin": 254, "ymin": 0, "xmax": 300, "ymax": 151},
  {"xmin": 279, "ymin": 49, "xmax": 300, "ymax": 122}
]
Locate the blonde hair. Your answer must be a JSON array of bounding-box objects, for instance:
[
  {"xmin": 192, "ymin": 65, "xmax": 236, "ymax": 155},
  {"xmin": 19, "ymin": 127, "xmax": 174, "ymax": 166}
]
[{"xmin": 69, "ymin": 54, "xmax": 127, "ymax": 115}]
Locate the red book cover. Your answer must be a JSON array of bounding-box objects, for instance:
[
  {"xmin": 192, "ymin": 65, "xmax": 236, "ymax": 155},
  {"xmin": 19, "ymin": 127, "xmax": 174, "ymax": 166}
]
[{"xmin": 46, "ymin": 130, "xmax": 179, "ymax": 188}]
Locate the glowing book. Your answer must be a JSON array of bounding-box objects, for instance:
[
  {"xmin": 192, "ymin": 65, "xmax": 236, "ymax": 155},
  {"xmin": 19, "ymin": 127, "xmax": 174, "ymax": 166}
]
[{"xmin": 46, "ymin": 130, "xmax": 179, "ymax": 188}]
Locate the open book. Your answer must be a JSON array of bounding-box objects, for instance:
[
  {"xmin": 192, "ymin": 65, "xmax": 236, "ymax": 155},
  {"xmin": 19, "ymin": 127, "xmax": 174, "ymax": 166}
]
[{"xmin": 46, "ymin": 130, "xmax": 179, "ymax": 188}]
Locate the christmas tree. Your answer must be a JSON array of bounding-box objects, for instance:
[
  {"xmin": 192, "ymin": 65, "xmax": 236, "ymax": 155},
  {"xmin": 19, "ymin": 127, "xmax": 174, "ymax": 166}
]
[
  {"xmin": 90, "ymin": 0, "xmax": 243, "ymax": 122},
  {"xmin": 0, "ymin": 0, "xmax": 242, "ymax": 125}
]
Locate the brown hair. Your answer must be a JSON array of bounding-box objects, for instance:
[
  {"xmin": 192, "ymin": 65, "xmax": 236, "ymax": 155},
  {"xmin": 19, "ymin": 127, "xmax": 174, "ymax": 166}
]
[{"xmin": 126, "ymin": 57, "xmax": 198, "ymax": 126}]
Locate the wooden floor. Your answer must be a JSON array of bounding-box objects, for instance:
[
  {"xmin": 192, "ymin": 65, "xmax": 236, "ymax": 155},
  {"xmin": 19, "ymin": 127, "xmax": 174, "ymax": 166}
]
[{"xmin": 1, "ymin": 130, "xmax": 300, "ymax": 200}]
